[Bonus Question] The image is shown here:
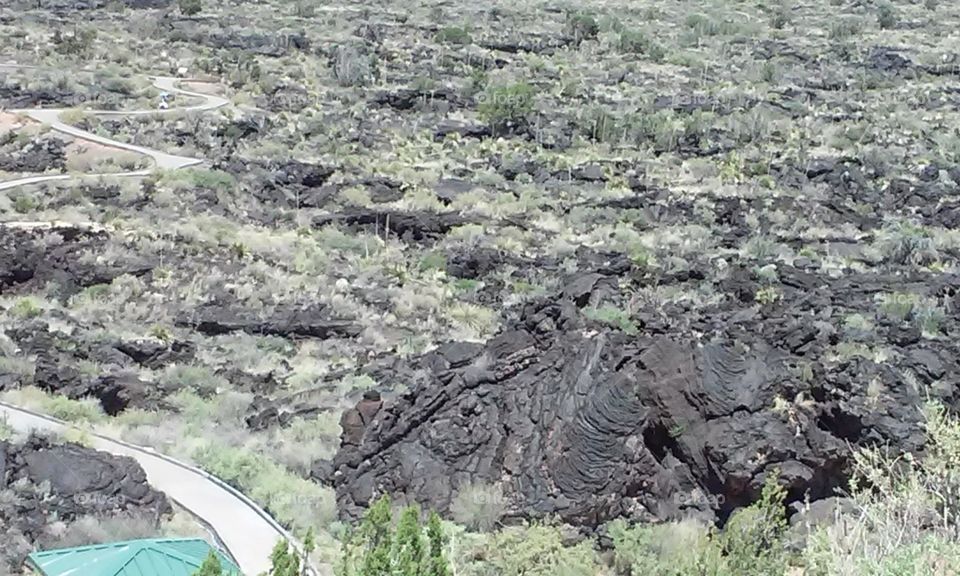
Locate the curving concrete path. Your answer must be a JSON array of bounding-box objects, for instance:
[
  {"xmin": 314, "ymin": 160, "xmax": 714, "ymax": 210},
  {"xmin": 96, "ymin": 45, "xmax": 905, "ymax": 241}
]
[
  {"xmin": 0, "ymin": 76, "xmax": 229, "ymax": 191},
  {"xmin": 0, "ymin": 402, "xmax": 311, "ymax": 575}
]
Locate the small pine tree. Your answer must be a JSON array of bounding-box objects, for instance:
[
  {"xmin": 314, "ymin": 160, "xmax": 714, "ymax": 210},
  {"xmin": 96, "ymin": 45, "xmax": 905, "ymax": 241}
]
[
  {"xmin": 269, "ymin": 540, "xmax": 301, "ymax": 576},
  {"xmin": 337, "ymin": 496, "xmax": 452, "ymax": 576},
  {"xmin": 301, "ymin": 528, "xmax": 316, "ymax": 576},
  {"xmin": 424, "ymin": 512, "xmax": 451, "ymax": 576},
  {"xmin": 393, "ymin": 506, "xmax": 425, "ymax": 576},
  {"xmin": 194, "ymin": 551, "xmax": 224, "ymax": 576},
  {"xmin": 360, "ymin": 496, "xmax": 393, "ymax": 576}
]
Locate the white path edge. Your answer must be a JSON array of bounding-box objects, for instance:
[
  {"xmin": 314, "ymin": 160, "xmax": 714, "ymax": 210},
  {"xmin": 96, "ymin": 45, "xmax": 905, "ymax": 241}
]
[
  {"xmin": 0, "ymin": 76, "xmax": 229, "ymax": 191},
  {"xmin": 0, "ymin": 71, "xmax": 321, "ymax": 575}
]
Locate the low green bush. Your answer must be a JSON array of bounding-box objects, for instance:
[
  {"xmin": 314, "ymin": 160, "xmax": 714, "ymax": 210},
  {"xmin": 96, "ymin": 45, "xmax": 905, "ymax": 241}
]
[
  {"xmin": 435, "ymin": 26, "xmax": 472, "ymax": 45},
  {"xmin": 609, "ymin": 473, "xmax": 788, "ymax": 576},
  {"xmin": 565, "ymin": 12, "xmax": 599, "ymax": 42},
  {"xmin": 9, "ymin": 297, "xmax": 42, "ymax": 319},
  {"xmin": 179, "ymin": 0, "xmax": 201, "ymax": 16},
  {"xmin": 449, "ymin": 483, "xmax": 504, "ymax": 532},
  {"xmin": 462, "ymin": 523, "xmax": 598, "ymax": 576},
  {"xmin": 609, "ymin": 519, "xmax": 727, "ymax": 576},
  {"xmin": 478, "ymin": 82, "xmax": 536, "ymax": 132},
  {"xmin": 618, "ymin": 30, "xmax": 665, "ymax": 61},
  {"xmin": 192, "ymin": 442, "xmax": 335, "ymax": 535}
]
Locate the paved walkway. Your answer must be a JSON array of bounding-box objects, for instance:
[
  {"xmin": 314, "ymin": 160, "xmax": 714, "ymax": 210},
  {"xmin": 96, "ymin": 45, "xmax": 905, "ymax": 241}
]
[
  {"xmin": 0, "ymin": 76, "xmax": 228, "ymax": 191},
  {"xmin": 0, "ymin": 402, "xmax": 293, "ymax": 575}
]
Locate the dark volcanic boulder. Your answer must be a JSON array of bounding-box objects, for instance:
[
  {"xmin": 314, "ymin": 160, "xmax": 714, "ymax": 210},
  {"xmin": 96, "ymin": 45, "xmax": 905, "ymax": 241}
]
[
  {"xmin": 5, "ymin": 322, "xmax": 162, "ymax": 415},
  {"xmin": 0, "ymin": 84, "xmax": 77, "ymax": 108},
  {"xmin": 332, "ymin": 271, "xmax": 944, "ymax": 527},
  {"xmin": 374, "ymin": 87, "xmax": 467, "ymax": 111},
  {"xmin": 313, "ymin": 208, "xmax": 478, "ymax": 242},
  {"xmin": 0, "ymin": 437, "xmax": 170, "ymax": 569},
  {"xmin": 178, "ymin": 302, "xmax": 361, "ymax": 339},
  {"xmin": 333, "ymin": 318, "xmax": 844, "ymax": 525},
  {"xmin": 0, "ymin": 136, "xmax": 67, "ymax": 173},
  {"xmin": 0, "ymin": 224, "xmax": 154, "ymax": 296},
  {"xmin": 214, "ymin": 157, "xmax": 337, "ymax": 208},
  {"xmin": 114, "ymin": 338, "xmax": 197, "ymax": 370}
]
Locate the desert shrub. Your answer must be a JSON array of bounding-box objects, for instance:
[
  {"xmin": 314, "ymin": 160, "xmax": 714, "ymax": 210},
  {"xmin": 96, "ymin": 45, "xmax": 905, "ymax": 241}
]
[
  {"xmin": 877, "ymin": 291, "xmax": 917, "ymax": 324},
  {"xmin": 450, "ymin": 483, "xmax": 505, "ymax": 531},
  {"xmin": 159, "ymin": 168, "xmax": 235, "ymax": 192},
  {"xmin": 578, "ymin": 105, "xmax": 618, "ymax": 143},
  {"xmin": 46, "ymin": 396, "xmax": 105, "ymax": 423},
  {"xmin": 876, "ymin": 221, "xmax": 938, "ymax": 266},
  {"xmin": 913, "ymin": 297, "xmax": 946, "ymax": 336},
  {"xmin": 771, "ymin": 5, "xmax": 791, "ymax": 29},
  {"xmin": 618, "ymin": 30, "xmax": 665, "ymax": 61},
  {"xmin": 293, "ymin": 0, "xmax": 315, "ymax": 17},
  {"xmin": 877, "ymin": 1, "xmax": 897, "ymax": 29},
  {"xmin": 0, "ymin": 416, "xmax": 11, "ymax": 441},
  {"xmin": 829, "ymin": 18, "xmax": 862, "ymax": 39},
  {"xmin": 160, "ymin": 364, "xmax": 225, "ymax": 396},
  {"xmin": 419, "ymin": 252, "xmax": 447, "ymax": 272},
  {"xmin": 192, "ymin": 442, "xmax": 335, "ymax": 534},
  {"xmin": 755, "ymin": 286, "xmax": 781, "ymax": 305},
  {"xmin": 802, "ymin": 402, "xmax": 960, "ymax": 575},
  {"xmin": 582, "ymin": 305, "xmax": 638, "ymax": 335},
  {"xmin": 609, "ymin": 474, "xmax": 788, "ymax": 575},
  {"xmin": 333, "ymin": 45, "xmax": 373, "ymax": 87},
  {"xmin": 44, "ymin": 515, "xmax": 159, "ymax": 548},
  {"xmin": 684, "ymin": 13, "xmax": 739, "ymax": 38},
  {"xmin": 720, "ymin": 472, "xmax": 789, "ymax": 576},
  {"xmin": 565, "ymin": 12, "xmax": 599, "ymax": 42},
  {"xmin": 59, "ymin": 108, "xmax": 87, "ymax": 125},
  {"xmin": 269, "ymin": 415, "xmax": 341, "ymax": 475},
  {"xmin": 189, "ymin": 169, "xmax": 236, "ymax": 191},
  {"xmin": 466, "ymin": 523, "xmax": 598, "ymax": 576},
  {"xmin": 53, "ymin": 27, "xmax": 97, "ymax": 55},
  {"xmin": 178, "ymin": 0, "xmax": 201, "ymax": 16},
  {"xmin": 609, "ymin": 518, "xmax": 728, "ymax": 576},
  {"xmin": 435, "ymin": 26, "xmax": 472, "ymax": 45},
  {"xmin": 478, "ymin": 82, "xmax": 535, "ymax": 132},
  {"xmin": 2, "ymin": 387, "xmax": 104, "ymax": 423},
  {"xmin": 12, "ymin": 195, "xmax": 36, "ymax": 213},
  {"xmin": 445, "ymin": 302, "xmax": 498, "ymax": 339},
  {"xmin": 9, "ymin": 297, "xmax": 42, "ymax": 319}
]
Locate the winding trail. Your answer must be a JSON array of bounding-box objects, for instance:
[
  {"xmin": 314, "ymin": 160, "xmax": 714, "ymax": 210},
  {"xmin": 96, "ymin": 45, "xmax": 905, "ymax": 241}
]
[
  {"xmin": 0, "ymin": 73, "xmax": 320, "ymax": 575},
  {"xmin": 0, "ymin": 76, "xmax": 228, "ymax": 191},
  {"xmin": 0, "ymin": 402, "xmax": 296, "ymax": 575}
]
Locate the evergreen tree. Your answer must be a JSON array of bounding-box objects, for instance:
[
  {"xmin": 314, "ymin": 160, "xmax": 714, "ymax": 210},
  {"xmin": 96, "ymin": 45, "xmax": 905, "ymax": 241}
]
[
  {"xmin": 301, "ymin": 527, "xmax": 316, "ymax": 576},
  {"xmin": 269, "ymin": 540, "xmax": 301, "ymax": 576},
  {"xmin": 393, "ymin": 506, "xmax": 424, "ymax": 576},
  {"xmin": 194, "ymin": 551, "xmax": 224, "ymax": 576},
  {"xmin": 336, "ymin": 496, "xmax": 451, "ymax": 576},
  {"xmin": 424, "ymin": 512, "xmax": 451, "ymax": 576},
  {"xmin": 360, "ymin": 496, "xmax": 393, "ymax": 576}
]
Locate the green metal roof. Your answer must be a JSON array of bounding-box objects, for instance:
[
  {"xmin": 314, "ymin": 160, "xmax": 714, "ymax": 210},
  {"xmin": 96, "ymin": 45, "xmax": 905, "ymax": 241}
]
[{"xmin": 27, "ymin": 538, "xmax": 241, "ymax": 576}]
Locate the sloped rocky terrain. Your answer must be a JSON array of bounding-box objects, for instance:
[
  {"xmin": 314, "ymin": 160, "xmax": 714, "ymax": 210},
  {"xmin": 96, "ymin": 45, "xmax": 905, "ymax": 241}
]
[{"xmin": 3, "ymin": 0, "xmax": 960, "ymax": 571}]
